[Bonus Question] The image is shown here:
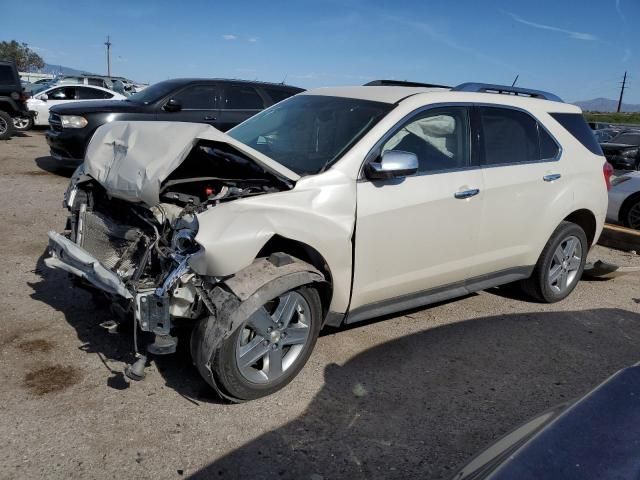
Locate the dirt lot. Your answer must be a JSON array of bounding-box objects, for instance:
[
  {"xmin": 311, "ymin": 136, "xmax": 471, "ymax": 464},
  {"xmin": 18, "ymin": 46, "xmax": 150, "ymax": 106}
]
[{"xmin": 1, "ymin": 130, "xmax": 640, "ymax": 480}]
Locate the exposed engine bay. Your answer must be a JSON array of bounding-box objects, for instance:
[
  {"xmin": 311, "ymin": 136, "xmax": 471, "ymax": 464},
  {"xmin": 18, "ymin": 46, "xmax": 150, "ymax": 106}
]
[{"xmin": 47, "ymin": 138, "xmax": 290, "ymax": 357}]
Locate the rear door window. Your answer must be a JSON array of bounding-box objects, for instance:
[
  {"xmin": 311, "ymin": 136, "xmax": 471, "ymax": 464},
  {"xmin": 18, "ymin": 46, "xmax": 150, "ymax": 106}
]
[
  {"xmin": 223, "ymin": 85, "xmax": 265, "ymax": 110},
  {"xmin": 172, "ymin": 84, "xmax": 218, "ymax": 109},
  {"xmin": 479, "ymin": 107, "xmax": 559, "ymax": 165}
]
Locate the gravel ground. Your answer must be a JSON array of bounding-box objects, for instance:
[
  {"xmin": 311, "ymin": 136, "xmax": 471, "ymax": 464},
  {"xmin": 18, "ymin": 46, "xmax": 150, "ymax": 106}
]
[{"xmin": 1, "ymin": 131, "xmax": 640, "ymax": 480}]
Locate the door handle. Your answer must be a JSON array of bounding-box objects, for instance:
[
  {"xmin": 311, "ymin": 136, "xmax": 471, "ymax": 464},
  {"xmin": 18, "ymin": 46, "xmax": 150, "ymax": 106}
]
[
  {"xmin": 454, "ymin": 188, "xmax": 480, "ymax": 199},
  {"xmin": 543, "ymin": 173, "xmax": 561, "ymax": 182},
  {"xmin": 204, "ymin": 116, "xmax": 217, "ymax": 121}
]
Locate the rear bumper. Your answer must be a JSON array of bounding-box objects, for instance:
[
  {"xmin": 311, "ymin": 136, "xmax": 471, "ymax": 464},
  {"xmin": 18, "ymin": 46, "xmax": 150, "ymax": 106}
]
[{"xmin": 45, "ymin": 230, "xmax": 133, "ymax": 299}]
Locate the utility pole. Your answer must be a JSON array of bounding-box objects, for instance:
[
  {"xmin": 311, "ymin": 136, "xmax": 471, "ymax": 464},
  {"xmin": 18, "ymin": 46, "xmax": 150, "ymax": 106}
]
[
  {"xmin": 105, "ymin": 35, "xmax": 112, "ymax": 78},
  {"xmin": 617, "ymin": 71, "xmax": 627, "ymax": 113}
]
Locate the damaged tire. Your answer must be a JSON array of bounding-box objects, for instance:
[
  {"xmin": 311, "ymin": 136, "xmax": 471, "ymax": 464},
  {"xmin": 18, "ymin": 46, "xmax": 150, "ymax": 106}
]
[{"xmin": 193, "ymin": 286, "xmax": 322, "ymax": 401}]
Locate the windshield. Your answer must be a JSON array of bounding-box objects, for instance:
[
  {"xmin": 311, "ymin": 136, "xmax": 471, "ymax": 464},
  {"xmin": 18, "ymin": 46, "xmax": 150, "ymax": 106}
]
[
  {"xmin": 127, "ymin": 80, "xmax": 183, "ymax": 104},
  {"xmin": 228, "ymin": 95, "xmax": 393, "ymax": 175}
]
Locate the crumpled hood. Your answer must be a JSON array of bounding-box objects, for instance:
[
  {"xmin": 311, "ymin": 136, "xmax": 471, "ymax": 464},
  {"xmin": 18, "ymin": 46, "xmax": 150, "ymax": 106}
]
[{"xmin": 84, "ymin": 121, "xmax": 300, "ymax": 206}]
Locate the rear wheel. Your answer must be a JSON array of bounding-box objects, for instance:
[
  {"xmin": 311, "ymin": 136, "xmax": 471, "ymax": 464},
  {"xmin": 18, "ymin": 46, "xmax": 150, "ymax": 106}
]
[
  {"xmin": 0, "ymin": 111, "xmax": 15, "ymax": 140},
  {"xmin": 621, "ymin": 194, "xmax": 640, "ymax": 230},
  {"xmin": 520, "ymin": 221, "xmax": 587, "ymax": 303},
  {"xmin": 13, "ymin": 116, "xmax": 33, "ymax": 131},
  {"xmin": 194, "ymin": 285, "xmax": 322, "ymax": 401}
]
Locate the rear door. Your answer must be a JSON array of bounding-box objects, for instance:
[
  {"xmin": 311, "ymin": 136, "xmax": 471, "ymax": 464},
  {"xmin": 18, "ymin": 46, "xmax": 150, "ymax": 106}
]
[
  {"xmin": 156, "ymin": 83, "xmax": 220, "ymax": 125},
  {"xmin": 217, "ymin": 84, "xmax": 267, "ymax": 131},
  {"xmin": 474, "ymin": 105, "xmax": 562, "ymax": 275},
  {"xmin": 76, "ymin": 86, "xmax": 115, "ymax": 101}
]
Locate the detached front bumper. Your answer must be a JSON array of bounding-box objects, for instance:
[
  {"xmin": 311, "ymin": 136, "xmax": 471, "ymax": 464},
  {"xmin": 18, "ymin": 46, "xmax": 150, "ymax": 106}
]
[{"xmin": 45, "ymin": 231, "xmax": 133, "ymax": 298}]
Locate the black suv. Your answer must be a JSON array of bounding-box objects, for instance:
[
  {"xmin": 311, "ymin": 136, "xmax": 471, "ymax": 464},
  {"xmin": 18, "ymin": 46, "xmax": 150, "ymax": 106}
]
[
  {"xmin": 46, "ymin": 78, "xmax": 303, "ymax": 164},
  {"xmin": 0, "ymin": 60, "xmax": 32, "ymax": 140}
]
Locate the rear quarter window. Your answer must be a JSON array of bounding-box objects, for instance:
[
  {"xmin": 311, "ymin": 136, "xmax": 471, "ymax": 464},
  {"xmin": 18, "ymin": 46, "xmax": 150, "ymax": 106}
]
[
  {"xmin": 0, "ymin": 65, "xmax": 16, "ymax": 85},
  {"xmin": 550, "ymin": 113, "xmax": 603, "ymax": 156}
]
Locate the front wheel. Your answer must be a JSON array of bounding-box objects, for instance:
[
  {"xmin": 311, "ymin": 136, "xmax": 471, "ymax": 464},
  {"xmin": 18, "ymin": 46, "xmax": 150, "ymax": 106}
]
[
  {"xmin": 0, "ymin": 111, "xmax": 15, "ymax": 140},
  {"xmin": 520, "ymin": 221, "xmax": 587, "ymax": 303},
  {"xmin": 13, "ymin": 116, "xmax": 33, "ymax": 131},
  {"xmin": 193, "ymin": 286, "xmax": 322, "ymax": 401}
]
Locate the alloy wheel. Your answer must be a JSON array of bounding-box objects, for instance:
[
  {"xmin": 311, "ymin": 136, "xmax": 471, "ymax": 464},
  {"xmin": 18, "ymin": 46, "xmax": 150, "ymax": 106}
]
[
  {"xmin": 235, "ymin": 291, "xmax": 311, "ymax": 384},
  {"xmin": 0, "ymin": 116, "xmax": 7, "ymax": 135},
  {"xmin": 547, "ymin": 235, "xmax": 582, "ymax": 294},
  {"xmin": 13, "ymin": 117, "xmax": 30, "ymax": 130},
  {"xmin": 628, "ymin": 202, "xmax": 640, "ymax": 229}
]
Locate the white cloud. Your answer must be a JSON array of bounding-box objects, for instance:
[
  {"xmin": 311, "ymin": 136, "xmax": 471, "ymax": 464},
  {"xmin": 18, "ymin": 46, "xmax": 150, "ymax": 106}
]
[
  {"xmin": 506, "ymin": 12, "xmax": 597, "ymax": 41},
  {"xmin": 222, "ymin": 34, "xmax": 238, "ymax": 41},
  {"xmin": 248, "ymin": 37, "xmax": 258, "ymax": 43}
]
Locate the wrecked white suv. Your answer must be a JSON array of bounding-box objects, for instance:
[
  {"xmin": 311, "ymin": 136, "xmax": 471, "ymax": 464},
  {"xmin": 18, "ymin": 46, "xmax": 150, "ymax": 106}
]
[{"xmin": 46, "ymin": 82, "xmax": 609, "ymax": 401}]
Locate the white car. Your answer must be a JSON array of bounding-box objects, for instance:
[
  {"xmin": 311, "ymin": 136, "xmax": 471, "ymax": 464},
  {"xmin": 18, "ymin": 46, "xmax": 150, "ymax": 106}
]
[
  {"xmin": 22, "ymin": 85, "xmax": 125, "ymax": 128},
  {"xmin": 46, "ymin": 81, "xmax": 608, "ymax": 401},
  {"xmin": 607, "ymin": 171, "xmax": 640, "ymax": 229}
]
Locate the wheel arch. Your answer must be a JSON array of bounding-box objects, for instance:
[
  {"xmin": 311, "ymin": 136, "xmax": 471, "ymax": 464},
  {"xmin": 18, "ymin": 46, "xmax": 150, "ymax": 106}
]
[
  {"xmin": 256, "ymin": 234, "xmax": 334, "ymax": 318},
  {"xmin": 563, "ymin": 209, "xmax": 597, "ymax": 247}
]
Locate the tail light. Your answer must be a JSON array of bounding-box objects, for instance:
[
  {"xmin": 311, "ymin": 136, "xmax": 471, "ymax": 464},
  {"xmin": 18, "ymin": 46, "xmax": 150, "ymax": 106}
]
[{"xmin": 603, "ymin": 161, "xmax": 614, "ymax": 191}]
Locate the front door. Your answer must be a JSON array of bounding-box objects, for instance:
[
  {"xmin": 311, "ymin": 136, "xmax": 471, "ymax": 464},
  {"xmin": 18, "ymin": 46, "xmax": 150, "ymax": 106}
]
[{"xmin": 350, "ymin": 105, "xmax": 484, "ymax": 313}]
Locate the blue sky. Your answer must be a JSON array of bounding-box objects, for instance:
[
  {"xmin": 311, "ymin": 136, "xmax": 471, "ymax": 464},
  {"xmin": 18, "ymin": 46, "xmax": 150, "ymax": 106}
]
[{"xmin": 3, "ymin": 0, "xmax": 638, "ymax": 103}]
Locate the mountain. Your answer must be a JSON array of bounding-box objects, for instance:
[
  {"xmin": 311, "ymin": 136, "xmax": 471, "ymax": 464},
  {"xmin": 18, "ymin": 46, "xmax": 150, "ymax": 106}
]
[
  {"xmin": 573, "ymin": 97, "xmax": 640, "ymax": 113},
  {"xmin": 36, "ymin": 63, "xmax": 97, "ymax": 76}
]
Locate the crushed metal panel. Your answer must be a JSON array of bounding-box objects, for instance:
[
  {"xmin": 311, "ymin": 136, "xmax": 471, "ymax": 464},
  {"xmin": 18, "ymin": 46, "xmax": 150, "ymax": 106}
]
[
  {"xmin": 45, "ymin": 231, "xmax": 133, "ymax": 299},
  {"xmin": 83, "ymin": 121, "xmax": 299, "ymax": 206}
]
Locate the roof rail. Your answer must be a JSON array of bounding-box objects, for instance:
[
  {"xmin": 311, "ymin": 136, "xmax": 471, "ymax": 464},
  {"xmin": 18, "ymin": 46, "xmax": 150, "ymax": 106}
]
[
  {"xmin": 452, "ymin": 82, "xmax": 563, "ymax": 102},
  {"xmin": 364, "ymin": 79, "xmax": 450, "ymax": 89}
]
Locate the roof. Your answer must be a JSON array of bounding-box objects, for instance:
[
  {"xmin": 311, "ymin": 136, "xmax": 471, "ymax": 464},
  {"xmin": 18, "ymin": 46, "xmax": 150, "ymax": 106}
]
[
  {"xmin": 151, "ymin": 78, "xmax": 304, "ymax": 90},
  {"xmin": 301, "ymin": 86, "xmax": 448, "ymax": 103},
  {"xmin": 300, "ymin": 85, "xmax": 576, "ymax": 112}
]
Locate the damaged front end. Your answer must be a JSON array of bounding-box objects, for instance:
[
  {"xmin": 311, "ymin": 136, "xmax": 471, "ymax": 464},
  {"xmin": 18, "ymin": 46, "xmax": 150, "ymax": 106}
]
[{"xmin": 45, "ymin": 121, "xmax": 295, "ymax": 360}]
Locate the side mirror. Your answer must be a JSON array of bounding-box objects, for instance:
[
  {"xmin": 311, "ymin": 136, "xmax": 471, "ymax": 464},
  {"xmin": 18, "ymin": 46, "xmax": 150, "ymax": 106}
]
[
  {"xmin": 365, "ymin": 150, "xmax": 418, "ymax": 180},
  {"xmin": 39, "ymin": 94, "xmax": 48, "ymax": 101},
  {"xmin": 163, "ymin": 98, "xmax": 182, "ymax": 112}
]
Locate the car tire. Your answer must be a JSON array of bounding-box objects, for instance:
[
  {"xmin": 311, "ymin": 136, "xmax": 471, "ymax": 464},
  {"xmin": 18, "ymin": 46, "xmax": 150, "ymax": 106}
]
[
  {"xmin": 0, "ymin": 110, "xmax": 15, "ymax": 140},
  {"xmin": 192, "ymin": 285, "xmax": 322, "ymax": 401},
  {"xmin": 520, "ymin": 221, "xmax": 588, "ymax": 303},
  {"xmin": 13, "ymin": 116, "xmax": 33, "ymax": 131},
  {"xmin": 620, "ymin": 193, "xmax": 640, "ymax": 230}
]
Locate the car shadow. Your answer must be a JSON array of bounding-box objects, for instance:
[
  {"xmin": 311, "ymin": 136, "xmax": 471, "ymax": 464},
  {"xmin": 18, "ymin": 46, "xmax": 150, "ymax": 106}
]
[
  {"xmin": 35, "ymin": 156, "xmax": 75, "ymax": 177},
  {"xmin": 28, "ymin": 251, "xmax": 640, "ymax": 479},
  {"xmin": 188, "ymin": 307, "xmax": 640, "ymax": 480}
]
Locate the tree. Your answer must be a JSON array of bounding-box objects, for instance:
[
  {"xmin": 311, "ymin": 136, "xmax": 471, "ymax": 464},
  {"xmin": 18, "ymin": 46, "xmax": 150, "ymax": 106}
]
[{"xmin": 0, "ymin": 40, "xmax": 45, "ymax": 71}]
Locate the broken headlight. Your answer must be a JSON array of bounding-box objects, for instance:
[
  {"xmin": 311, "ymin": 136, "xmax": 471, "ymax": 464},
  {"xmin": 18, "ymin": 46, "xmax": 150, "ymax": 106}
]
[{"xmin": 171, "ymin": 229, "xmax": 198, "ymax": 254}]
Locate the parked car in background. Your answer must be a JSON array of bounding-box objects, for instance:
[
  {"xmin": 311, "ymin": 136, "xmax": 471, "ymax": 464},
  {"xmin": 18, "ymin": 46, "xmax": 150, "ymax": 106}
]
[
  {"xmin": 453, "ymin": 363, "xmax": 640, "ymax": 480},
  {"xmin": 607, "ymin": 171, "xmax": 640, "ymax": 229},
  {"xmin": 45, "ymin": 78, "xmax": 304, "ymax": 165},
  {"xmin": 45, "ymin": 81, "xmax": 608, "ymax": 401},
  {"xmin": 600, "ymin": 130, "xmax": 640, "ymax": 170},
  {"xmin": 21, "ymin": 84, "xmax": 126, "ymax": 130},
  {"xmin": 593, "ymin": 127, "xmax": 621, "ymax": 143},
  {"xmin": 0, "ymin": 60, "xmax": 32, "ymax": 140}
]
